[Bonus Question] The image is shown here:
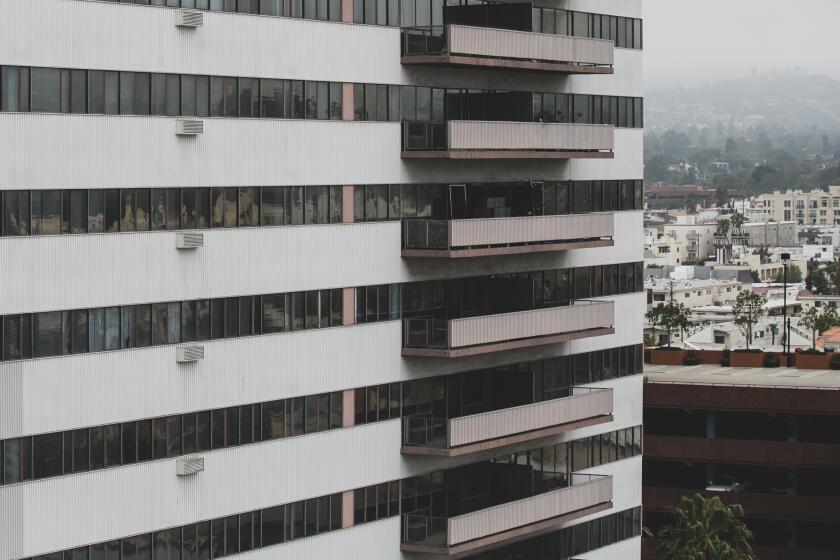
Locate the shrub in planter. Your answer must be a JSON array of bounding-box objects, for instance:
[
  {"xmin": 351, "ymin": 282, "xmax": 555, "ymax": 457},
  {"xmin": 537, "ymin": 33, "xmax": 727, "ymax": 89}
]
[
  {"xmin": 763, "ymin": 353, "xmax": 780, "ymax": 368},
  {"xmin": 683, "ymin": 353, "xmax": 700, "ymax": 366},
  {"xmin": 798, "ymin": 348, "xmax": 824, "ymax": 355},
  {"xmin": 830, "ymin": 354, "xmax": 840, "ymax": 371},
  {"xmin": 720, "ymin": 349, "xmax": 730, "ymax": 367}
]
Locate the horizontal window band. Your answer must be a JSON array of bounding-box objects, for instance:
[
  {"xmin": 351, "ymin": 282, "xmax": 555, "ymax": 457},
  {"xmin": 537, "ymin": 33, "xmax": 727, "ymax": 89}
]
[
  {"xmin": 0, "ymin": 262, "xmax": 645, "ymax": 362},
  {"xmin": 0, "ymin": 181, "xmax": 644, "ymax": 238},
  {"xmin": 0, "ymin": 66, "xmax": 644, "ymax": 127}
]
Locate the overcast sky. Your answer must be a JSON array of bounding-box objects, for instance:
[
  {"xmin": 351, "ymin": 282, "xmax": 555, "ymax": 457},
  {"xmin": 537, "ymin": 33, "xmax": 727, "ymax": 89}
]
[{"xmin": 644, "ymin": 0, "xmax": 840, "ymax": 89}]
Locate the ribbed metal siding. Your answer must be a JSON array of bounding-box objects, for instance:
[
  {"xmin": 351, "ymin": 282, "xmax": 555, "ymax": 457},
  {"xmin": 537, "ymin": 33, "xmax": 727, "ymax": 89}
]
[
  {"xmin": 447, "ymin": 388, "xmax": 613, "ymax": 447},
  {"xmin": 447, "ymin": 121, "xmax": 614, "ymax": 152},
  {"xmin": 448, "ymin": 24, "xmax": 614, "ymax": 66},
  {"xmin": 0, "ymin": 222, "xmax": 403, "ymax": 315},
  {"xmin": 0, "ymin": 113, "xmax": 405, "ymax": 189},
  {"xmin": 449, "ymin": 212, "xmax": 614, "ymax": 247},
  {"xmin": 446, "ymin": 475, "xmax": 613, "ymax": 545},
  {"xmin": 448, "ymin": 300, "xmax": 614, "ymax": 349},
  {"xmin": 0, "ymin": 0, "xmax": 400, "ymax": 84}
]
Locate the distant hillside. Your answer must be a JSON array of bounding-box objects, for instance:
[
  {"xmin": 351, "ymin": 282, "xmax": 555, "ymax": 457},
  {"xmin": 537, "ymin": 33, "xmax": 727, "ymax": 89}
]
[{"xmin": 646, "ymin": 71, "xmax": 840, "ymax": 133}]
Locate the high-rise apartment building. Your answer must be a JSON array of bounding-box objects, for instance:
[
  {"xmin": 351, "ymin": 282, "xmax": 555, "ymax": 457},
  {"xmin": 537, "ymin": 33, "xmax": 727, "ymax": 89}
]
[{"xmin": 0, "ymin": 1, "xmax": 644, "ymax": 559}]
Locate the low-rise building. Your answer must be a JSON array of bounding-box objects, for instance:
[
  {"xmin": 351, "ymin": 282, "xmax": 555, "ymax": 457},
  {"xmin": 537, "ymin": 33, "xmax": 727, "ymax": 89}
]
[
  {"xmin": 799, "ymin": 294, "xmax": 840, "ymax": 312},
  {"xmin": 739, "ymin": 221, "xmax": 797, "ymax": 247},
  {"xmin": 644, "ymin": 364, "xmax": 840, "ymax": 560},
  {"xmin": 757, "ymin": 186, "xmax": 840, "ymax": 226},
  {"xmin": 681, "ymin": 317, "xmax": 809, "ymax": 351}
]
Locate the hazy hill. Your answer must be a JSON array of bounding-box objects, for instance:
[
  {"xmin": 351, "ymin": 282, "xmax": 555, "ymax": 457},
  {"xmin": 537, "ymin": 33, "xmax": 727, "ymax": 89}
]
[{"xmin": 646, "ymin": 71, "xmax": 840, "ymax": 133}]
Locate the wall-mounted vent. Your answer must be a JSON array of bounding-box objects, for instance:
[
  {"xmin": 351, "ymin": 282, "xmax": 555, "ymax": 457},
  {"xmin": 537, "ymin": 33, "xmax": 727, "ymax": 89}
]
[
  {"xmin": 176, "ymin": 232, "xmax": 204, "ymax": 249},
  {"xmin": 176, "ymin": 457, "xmax": 205, "ymax": 476},
  {"xmin": 177, "ymin": 345, "xmax": 205, "ymax": 363},
  {"xmin": 176, "ymin": 119, "xmax": 203, "ymax": 135},
  {"xmin": 178, "ymin": 11, "xmax": 204, "ymax": 28}
]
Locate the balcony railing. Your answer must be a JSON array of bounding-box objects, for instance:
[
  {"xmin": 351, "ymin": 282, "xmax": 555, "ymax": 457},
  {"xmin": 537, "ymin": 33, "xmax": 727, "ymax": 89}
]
[
  {"xmin": 402, "ymin": 300, "xmax": 614, "ymax": 357},
  {"xmin": 401, "ymin": 473, "xmax": 613, "ymax": 554},
  {"xmin": 401, "ymin": 213, "xmax": 615, "ymax": 257},
  {"xmin": 401, "ymin": 25, "xmax": 614, "ymax": 74},
  {"xmin": 401, "ymin": 120, "xmax": 614, "ymax": 159},
  {"xmin": 402, "ymin": 387, "xmax": 613, "ymax": 456}
]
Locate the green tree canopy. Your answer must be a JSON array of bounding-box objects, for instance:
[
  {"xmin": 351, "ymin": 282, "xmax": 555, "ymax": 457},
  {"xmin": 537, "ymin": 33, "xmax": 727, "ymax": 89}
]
[
  {"xmin": 646, "ymin": 301, "xmax": 692, "ymax": 348},
  {"xmin": 732, "ymin": 291, "xmax": 767, "ymax": 350},
  {"xmin": 657, "ymin": 494, "xmax": 755, "ymax": 560},
  {"xmin": 799, "ymin": 306, "xmax": 839, "ymax": 349},
  {"xmin": 774, "ymin": 264, "xmax": 802, "ymax": 283}
]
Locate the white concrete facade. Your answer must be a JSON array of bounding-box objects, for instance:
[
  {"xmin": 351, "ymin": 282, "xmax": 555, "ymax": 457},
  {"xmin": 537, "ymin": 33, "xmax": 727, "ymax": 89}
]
[{"xmin": 0, "ymin": 1, "xmax": 643, "ymax": 560}]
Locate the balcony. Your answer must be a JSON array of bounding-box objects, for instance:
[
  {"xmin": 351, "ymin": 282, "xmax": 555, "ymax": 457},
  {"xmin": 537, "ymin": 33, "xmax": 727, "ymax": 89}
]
[
  {"xmin": 401, "ymin": 473, "xmax": 613, "ymax": 555},
  {"xmin": 401, "ymin": 25, "xmax": 614, "ymax": 74},
  {"xmin": 402, "ymin": 387, "xmax": 613, "ymax": 457},
  {"xmin": 401, "ymin": 213, "xmax": 614, "ymax": 258},
  {"xmin": 401, "ymin": 120, "xmax": 614, "ymax": 159},
  {"xmin": 402, "ymin": 300, "xmax": 614, "ymax": 358}
]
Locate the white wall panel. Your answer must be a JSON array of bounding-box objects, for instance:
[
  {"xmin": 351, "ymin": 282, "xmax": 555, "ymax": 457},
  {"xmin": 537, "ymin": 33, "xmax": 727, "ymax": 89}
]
[
  {"xmin": 0, "ymin": 210, "xmax": 643, "ymax": 315},
  {"xmin": 0, "ymin": 295, "xmax": 643, "ymax": 440},
  {"xmin": 568, "ymin": 48, "xmax": 643, "ymax": 97},
  {"xmin": 568, "ymin": 129, "xmax": 643, "ymax": 180},
  {"xmin": 0, "ymin": 0, "xmax": 401, "ymax": 85},
  {"xmin": 0, "ymin": 113, "xmax": 619, "ymax": 189},
  {"xmin": 562, "ymin": 0, "xmax": 642, "ymax": 19},
  {"xmin": 236, "ymin": 518, "xmax": 401, "ymax": 560},
  {"xmin": 570, "ymin": 455, "xmax": 643, "ymax": 527}
]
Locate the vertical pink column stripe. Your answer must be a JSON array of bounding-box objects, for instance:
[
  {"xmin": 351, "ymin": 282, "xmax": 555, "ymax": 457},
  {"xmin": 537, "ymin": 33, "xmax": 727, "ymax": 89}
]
[
  {"xmin": 342, "ymin": 83, "xmax": 355, "ymax": 121},
  {"xmin": 342, "ymin": 186, "xmax": 355, "ymax": 223},
  {"xmin": 342, "ymin": 287, "xmax": 356, "ymax": 326},
  {"xmin": 342, "ymin": 389, "xmax": 355, "ymax": 427},
  {"xmin": 341, "ymin": 0, "xmax": 354, "ymax": 23},
  {"xmin": 341, "ymin": 490, "xmax": 355, "ymax": 528}
]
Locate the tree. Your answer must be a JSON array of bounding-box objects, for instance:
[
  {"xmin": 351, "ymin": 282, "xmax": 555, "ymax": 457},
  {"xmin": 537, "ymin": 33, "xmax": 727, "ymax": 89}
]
[
  {"xmin": 716, "ymin": 219, "xmax": 730, "ymax": 239},
  {"xmin": 725, "ymin": 137, "xmax": 738, "ymax": 156},
  {"xmin": 811, "ymin": 269, "xmax": 829, "ymax": 294},
  {"xmin": 729, "ymin": 212, "xmax": 745, "ymax": 235},
  {"xmin": 646, "ymin": 301, "xmax": 692, "ymax": 348},
  {"xmin": 750, "ymin": 165, "xmax": 775, "ymax": 186},
  {"xmin": 732, "ymin": 291, "xmax": 767, "ymax": 350},
  {"xmin": 645, "ymin": 153, "xmax": 667, "ymax": 182},
  {"xmin": 828, "ymin": 256, "xmax": 840, "ymax": 295},
  {"xmin": 657, "ymin": 494, "xmax": 755, "ymax": 560},
  {"xmin": 799, "ymin": 306, "xmax": 839, "ymax": 350},
  {"xmin": 774, "ymin": 264, "xmax": 802, "ymax": 283},
  {"xmin": 663, "ymin": 130, "xmax": 692, "ymax": 159},
  {"xmin": 715, "ymin": 186, "xmax": 728, "ymax": 207}
]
